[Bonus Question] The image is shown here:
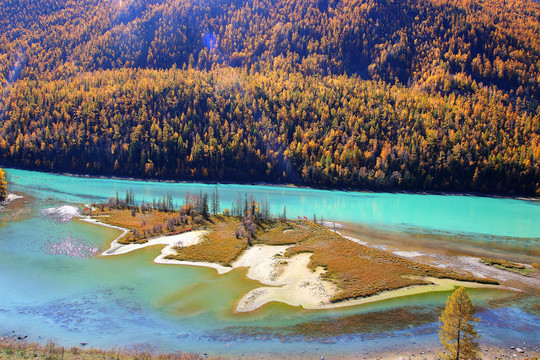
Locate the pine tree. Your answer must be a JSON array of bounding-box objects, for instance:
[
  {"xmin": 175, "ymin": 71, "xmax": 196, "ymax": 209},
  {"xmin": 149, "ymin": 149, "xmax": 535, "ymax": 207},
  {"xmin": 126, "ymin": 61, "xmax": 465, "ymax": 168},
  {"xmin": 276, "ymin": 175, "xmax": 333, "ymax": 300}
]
[
  {"xmin": 0, "ymin": 168, "xmax": 7, "ymax": 202},
  {"xmin": 201, "ymin": 191, "xmax": 209, "ymax": 219},
  {"xmin": 438, "ymin": 287, "xmax": 480, "ymax": 360},
  {"xmin": 211, "ymin": 185, "xmax": 220, "ymax": 215}
]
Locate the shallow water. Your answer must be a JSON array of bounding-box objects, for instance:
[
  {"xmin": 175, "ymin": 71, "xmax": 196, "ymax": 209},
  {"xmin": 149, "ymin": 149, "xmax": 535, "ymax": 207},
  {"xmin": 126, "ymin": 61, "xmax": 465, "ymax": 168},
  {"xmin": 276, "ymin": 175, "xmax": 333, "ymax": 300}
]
[{"xmin": 1, "ymin": 168, "xmax": 539, "ymax": 356}]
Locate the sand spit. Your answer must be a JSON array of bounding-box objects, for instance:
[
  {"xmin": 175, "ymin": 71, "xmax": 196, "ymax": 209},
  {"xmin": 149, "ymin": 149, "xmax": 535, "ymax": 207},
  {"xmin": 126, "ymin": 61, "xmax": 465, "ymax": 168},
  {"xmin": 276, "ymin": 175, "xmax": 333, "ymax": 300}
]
[
  {"xmin": 153, "ymin": 231, "xmax": 232, "ymax": 274},
  {"xmin": 441, "ymin": 256, "xmax": 540, "ymax": 288},
  {"xmin": 318, "ymin": 276, "xmax": 499, "ymax": 310},
  {"xmin": 83, "ymin": 216, "xmax": 228, "ymax": 273},
  {"xmin": 101, "ymin": 229, "xmax": 206, "ymax": 256},
  {"xmin": 93, "ymin": 224, "xmax": 341, "ymax": 311},
  {"xmin": 86, "ymin": 216, "xmax": 232, "ymax": 272},
  {"xmin": 79, "ymin": 217, "xmax": 130, "ymax": 247}
]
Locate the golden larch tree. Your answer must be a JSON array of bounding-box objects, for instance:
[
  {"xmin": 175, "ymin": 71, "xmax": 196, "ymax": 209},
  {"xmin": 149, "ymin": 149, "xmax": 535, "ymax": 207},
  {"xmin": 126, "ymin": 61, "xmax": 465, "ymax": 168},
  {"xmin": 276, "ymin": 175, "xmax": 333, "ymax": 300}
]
[
  {"xmin": 0, "ymin": 168, "xmax": 7, "ymax": 202},
  {"xmin": 438, "ymin": 287, "xmax": 480, "ymax": 360}
]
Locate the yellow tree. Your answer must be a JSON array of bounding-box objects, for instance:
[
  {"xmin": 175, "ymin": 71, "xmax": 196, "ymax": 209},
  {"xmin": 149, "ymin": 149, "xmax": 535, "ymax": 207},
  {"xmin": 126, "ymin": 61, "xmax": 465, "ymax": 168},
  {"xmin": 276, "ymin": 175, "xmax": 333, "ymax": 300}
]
[
  {"xmin": 438, "ymin": 287, "xmax": 480, "ymax": 360},
  {"xmin": 0, "ymin": 168, "xmax": 7, "ymax": 202}
]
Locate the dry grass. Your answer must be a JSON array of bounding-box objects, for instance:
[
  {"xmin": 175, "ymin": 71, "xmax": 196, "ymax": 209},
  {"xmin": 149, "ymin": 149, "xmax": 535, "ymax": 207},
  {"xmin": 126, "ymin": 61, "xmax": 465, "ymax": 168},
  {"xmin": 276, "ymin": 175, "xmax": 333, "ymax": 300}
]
[
  {"xmin": 480, "ymin": 257, "xmax": 533, "ymax": 276},
  {"xmin": 253, "ymin": 220, "xmax": 312, "ymax": 245},
  {"xmin": 165, "ymin": 219, "xmax": 313, "ymax": 265},
  {"xmin": 284, "ymin": 222, "xmax": 498, "ymax": 303},
  {"xmin": 0, "ymin": 339, "xmax": 213, "ymax": 360},
  {"xmin": 165, "ymin": 217, "xmax": 248, "ymax": 266},
  {"xmin": 90, "ymin": 208, "xmax": 192, "ymax": 244}
]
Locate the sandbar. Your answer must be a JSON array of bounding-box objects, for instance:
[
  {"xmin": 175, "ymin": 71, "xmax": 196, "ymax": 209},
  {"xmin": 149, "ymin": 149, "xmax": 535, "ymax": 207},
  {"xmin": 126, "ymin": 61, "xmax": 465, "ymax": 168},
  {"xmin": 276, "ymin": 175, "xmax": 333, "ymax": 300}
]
[
  {"xmin": 85, "ymin": 216, "xmax": 231, "ymax": 272},
  {"xmin": 234, "ymin": 248, "xmax": 498, "ymax": 312},
  {"xmin": 85, "ymin": 216, "xmax": 501, "ymax": 313}
]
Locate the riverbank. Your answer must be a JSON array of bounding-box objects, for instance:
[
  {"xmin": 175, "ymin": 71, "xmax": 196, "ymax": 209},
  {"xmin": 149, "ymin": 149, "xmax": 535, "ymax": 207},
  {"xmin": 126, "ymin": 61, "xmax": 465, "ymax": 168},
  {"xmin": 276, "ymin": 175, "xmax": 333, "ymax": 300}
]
[
  {"xmin": 2, "ymin": 337, "xmax": 539, "ymax": 360},
  {"xmin": 0, "ymin": 193, "xmax": 35, "ymax": 222},
  {"xmin": 0, "ymin": 339, "xmax": 212, "ymax": 360},
  {"xmin": 3, "ymin": 165, "xmax": 539, "ymax": 201}
]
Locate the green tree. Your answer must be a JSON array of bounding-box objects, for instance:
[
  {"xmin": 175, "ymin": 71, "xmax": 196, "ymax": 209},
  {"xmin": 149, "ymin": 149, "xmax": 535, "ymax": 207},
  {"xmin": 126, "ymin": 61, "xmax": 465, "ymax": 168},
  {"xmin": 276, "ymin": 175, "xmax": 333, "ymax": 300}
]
[
  {"xmin": 0, "ymin": 168, "xmax": 6, "ymax": 202},
  {"xmin": 438, "ymin": 287, "xmax": 480, "ymax": 360}
]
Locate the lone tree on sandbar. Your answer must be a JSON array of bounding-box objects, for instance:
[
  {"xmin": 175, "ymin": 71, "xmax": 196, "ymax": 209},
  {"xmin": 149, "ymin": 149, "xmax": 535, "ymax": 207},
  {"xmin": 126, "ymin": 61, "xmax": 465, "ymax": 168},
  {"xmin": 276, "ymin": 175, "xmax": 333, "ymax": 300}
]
[{"xmin": 438, "ymin": 287, "xmax": 480, "ymax": 360}]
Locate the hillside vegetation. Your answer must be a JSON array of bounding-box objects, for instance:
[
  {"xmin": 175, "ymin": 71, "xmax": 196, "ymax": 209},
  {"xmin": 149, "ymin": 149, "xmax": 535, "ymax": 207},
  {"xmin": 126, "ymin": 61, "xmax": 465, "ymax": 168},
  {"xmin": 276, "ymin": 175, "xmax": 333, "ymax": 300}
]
[{"xmin": 0, "ymin": 0, "xmax": 539, "ymax": 195}]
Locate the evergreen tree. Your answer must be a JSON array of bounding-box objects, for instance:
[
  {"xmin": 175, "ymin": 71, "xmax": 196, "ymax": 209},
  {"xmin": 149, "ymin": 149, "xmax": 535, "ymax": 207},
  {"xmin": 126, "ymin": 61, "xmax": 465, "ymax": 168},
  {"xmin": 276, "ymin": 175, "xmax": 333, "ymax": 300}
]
[
  {"xmin": 201, "ymin": 191, "xmax": 210, "ymax": 219},
  {"xmin": 438, "ymin": 287, "xmax": 480, "ymax": 360},
  {"xmin": 211, "ymin": 185, "xmax": 220, "ymax": 215}
]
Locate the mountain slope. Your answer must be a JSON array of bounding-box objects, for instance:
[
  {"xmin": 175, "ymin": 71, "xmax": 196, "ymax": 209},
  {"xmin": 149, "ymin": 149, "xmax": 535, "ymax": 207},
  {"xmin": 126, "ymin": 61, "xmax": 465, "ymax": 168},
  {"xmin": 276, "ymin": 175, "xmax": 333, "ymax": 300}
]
[{"xmin": 0, "ymin": 0, "xmax": 539, "ymax": 195}]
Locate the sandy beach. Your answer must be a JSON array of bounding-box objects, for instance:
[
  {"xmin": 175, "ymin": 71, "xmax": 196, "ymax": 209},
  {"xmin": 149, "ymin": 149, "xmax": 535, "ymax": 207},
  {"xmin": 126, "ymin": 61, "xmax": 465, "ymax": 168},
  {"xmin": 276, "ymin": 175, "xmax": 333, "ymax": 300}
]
[{"xmin": 234, "ymin": 245, "xmax": 339, "ymax": 312}]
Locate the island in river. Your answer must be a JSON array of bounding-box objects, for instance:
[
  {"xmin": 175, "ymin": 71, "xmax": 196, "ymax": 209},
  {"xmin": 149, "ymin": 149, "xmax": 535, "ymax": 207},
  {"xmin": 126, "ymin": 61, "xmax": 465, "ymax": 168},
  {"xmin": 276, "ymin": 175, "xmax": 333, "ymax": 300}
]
[{"xmin": 84, "ymin": 203, "xmax": 499, "ymax": 312}]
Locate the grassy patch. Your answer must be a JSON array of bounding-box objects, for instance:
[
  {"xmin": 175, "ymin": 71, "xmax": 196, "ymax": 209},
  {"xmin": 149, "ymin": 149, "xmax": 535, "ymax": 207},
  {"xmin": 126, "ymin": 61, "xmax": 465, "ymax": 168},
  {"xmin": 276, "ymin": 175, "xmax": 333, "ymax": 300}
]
[
  {"xmin": 480, "ymin": 258, "xmax": 533, "ymax": 276},
  {"xmin": 284, "ymin": 222, "xmax": 498, "ymax": 303},
  {"xmin": 165, "ymin": 219, "xmax": 320, "ymax": 265},
  {"xmin": 90, "ymin": 208, "xmax": 193, "ymax": 244},
  {"xmin": 253, "ymin": 220, "xmax": 312, "ymax": 245},
  {"xmin": 0, "ymin": 339, "xmax": 213, "ymax": 360},
  {"xmin": 165, "ymin": 217, "xmax": 248, "ymax": 266}
]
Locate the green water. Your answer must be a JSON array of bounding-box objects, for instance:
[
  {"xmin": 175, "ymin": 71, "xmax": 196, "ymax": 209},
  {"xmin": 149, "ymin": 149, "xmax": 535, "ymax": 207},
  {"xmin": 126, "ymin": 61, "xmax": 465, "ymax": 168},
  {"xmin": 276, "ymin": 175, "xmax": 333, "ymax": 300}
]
[{"xmin": 1, "ymin": 168, "xmax": 539, "ymax": 356}]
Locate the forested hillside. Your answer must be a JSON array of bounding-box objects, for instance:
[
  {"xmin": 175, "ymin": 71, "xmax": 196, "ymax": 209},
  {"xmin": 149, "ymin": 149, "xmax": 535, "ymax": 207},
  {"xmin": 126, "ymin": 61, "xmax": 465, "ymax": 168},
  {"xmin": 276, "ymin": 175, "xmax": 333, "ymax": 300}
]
[{"xmin": 0, "ymin": 0, "xmax": 539, "ymax": 195}]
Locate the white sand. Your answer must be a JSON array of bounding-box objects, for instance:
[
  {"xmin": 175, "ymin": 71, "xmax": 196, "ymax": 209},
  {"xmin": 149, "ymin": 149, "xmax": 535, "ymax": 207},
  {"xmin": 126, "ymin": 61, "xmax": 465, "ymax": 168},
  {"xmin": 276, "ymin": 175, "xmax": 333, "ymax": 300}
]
[
  {"xmin": 5, "ymin": 193, "xmax": 23, "ymax": 202},
  {"xmin": 321, "ymin": 221, "xmax": 346, "ymax": 229},
  {"xmin": 40, "ymin": 205, "xmax": 81, "ymax": 223},
  {"xmin": 83, "ymin": 204, "xmax": 98, "ymax": 211},
  {"xmin": 393, "ymin": 250, "xmax": 425, "ymax": 258},
  {"xmin": 99, "ymin": 226, "xmax": 206, "ymax": 256},
  {"xmin": 232, "ymin": 245, "xmax": 291, "ymax": 285},
  {"xmin": 235, "ymin": 248, "xmax": 338, "ymax": 312}
]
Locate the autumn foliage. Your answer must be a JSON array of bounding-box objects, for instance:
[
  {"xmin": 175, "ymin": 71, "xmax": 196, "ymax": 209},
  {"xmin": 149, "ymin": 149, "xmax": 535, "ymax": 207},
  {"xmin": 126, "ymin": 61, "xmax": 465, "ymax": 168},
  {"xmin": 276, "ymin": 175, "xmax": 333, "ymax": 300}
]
[
  {"xmin": 0, "ymin": 0, "xmax": 539, "ymax": 195},
  {"xmin": 438, "ymin": 287, "xmax": 480, "ymax": 360},
  {"xmin": 0, "ymin": 168, "xmax": 6, "ymax": 201}
]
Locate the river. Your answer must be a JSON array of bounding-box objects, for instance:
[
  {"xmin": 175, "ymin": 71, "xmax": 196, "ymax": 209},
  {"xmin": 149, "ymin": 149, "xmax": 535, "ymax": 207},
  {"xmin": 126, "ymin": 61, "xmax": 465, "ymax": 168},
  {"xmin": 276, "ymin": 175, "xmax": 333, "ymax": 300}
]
[{"xmin": 1, "ymin": 168, "xmax": 539, "ymax": 357}]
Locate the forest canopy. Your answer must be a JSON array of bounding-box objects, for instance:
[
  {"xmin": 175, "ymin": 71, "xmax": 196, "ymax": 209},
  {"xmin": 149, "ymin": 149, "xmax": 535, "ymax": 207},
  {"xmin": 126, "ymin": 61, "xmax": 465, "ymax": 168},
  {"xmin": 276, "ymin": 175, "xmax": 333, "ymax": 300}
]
[{"xmin": 0, "ymin": 0, "xmax": 539, "ymax": 195}]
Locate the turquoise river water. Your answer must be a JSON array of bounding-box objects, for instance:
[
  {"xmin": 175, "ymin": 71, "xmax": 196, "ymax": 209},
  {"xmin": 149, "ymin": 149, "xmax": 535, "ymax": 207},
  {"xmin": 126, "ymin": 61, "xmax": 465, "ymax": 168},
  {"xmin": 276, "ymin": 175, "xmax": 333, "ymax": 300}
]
[{"xmin": 1, "ymin": 168, "xmax": 539, "ymax": 357}]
